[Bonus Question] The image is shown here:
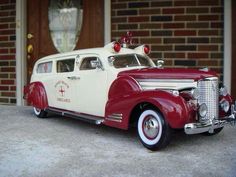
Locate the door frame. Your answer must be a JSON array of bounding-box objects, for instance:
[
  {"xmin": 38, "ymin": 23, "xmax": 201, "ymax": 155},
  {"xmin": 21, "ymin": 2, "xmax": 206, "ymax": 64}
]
[{"xmin": 16, "ymin": 0, "xmax": 111, "ymax": 106}]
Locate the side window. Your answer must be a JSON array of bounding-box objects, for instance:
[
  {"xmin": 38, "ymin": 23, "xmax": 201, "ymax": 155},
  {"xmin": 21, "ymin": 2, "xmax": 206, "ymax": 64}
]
[
  {"xmin": 80, "ymin": 57, "xmax": 99, "ymax": 70},
  {"xmin": 37, "ymin": 61, "xmax": 52, "ymax": 73},
  {"xmin": 57, "ymin": 59, "xmax": 75, "ymax": 73}
]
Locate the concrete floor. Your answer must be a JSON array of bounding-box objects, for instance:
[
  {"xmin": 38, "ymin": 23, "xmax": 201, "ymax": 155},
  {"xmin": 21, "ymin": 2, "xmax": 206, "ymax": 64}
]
[{"xmin": 0, "ymin": 105, "xmax": 235, "ymax": 177}]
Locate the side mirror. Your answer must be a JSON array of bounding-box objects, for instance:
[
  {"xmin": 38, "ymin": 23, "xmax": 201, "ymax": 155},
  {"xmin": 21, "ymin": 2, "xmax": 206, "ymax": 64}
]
[
  {"xmin": 156, "ymin": 59, "xmax": 164, "ymax": 68},
  {"xmin": 90, "ymin": 60, "xmax": 104, "ymax": 70}
]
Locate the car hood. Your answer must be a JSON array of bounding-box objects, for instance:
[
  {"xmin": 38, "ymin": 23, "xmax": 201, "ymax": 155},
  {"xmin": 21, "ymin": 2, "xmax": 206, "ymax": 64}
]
[{"xmin": 118, "ymin": 67, "xmax": 217, "ymax": 81}]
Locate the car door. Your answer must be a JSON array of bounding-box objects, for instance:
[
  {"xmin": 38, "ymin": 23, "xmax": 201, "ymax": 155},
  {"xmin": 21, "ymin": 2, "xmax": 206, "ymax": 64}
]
[
  {"xmin": 75, "ymin": 54, "xmax": 108, "ymax": 117},
  {"xmin": 46, "ymin": 57, "xmax": 78, "ymax": 111}
]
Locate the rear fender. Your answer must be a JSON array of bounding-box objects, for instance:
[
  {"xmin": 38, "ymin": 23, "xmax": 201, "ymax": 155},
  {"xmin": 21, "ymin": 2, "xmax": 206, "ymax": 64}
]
[{"xmin": 24, "ymin": 82, "xmax": 48, "ymax": 109}]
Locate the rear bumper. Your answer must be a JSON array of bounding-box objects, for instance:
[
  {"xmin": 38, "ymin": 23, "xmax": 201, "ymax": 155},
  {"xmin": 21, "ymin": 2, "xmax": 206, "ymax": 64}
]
[{"xmin": 184, "ymin": 104, "xmax": 236, "ymax": 135}]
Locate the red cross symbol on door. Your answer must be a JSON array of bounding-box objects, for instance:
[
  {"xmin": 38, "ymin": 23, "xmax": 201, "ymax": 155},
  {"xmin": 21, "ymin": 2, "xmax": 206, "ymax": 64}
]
[{"xmin": 59, "ymin": 86, "xmax": 65, "ymax": 97}]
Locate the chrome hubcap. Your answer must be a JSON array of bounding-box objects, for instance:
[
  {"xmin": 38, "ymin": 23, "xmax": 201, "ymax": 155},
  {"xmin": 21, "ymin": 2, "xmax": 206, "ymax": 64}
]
[{"xmin": 143, "ymin": 115, "xmax": 159, "ymax": 139}]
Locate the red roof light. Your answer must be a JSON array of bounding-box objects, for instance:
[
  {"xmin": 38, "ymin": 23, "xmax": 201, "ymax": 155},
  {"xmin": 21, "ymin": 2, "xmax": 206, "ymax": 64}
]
[
  {"xmin": 143, "ymin": 45, "xmax": 150, "ymax": 55},
  {"xmin": 113, "ymin": 42, "xmax": 121, "ymax": 53}
]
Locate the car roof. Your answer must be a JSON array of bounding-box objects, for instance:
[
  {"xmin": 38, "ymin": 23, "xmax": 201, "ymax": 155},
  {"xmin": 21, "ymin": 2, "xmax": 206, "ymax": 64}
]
[{"xmin": 36, "ymin": 47, "xmax": 136, "ymax": 63}]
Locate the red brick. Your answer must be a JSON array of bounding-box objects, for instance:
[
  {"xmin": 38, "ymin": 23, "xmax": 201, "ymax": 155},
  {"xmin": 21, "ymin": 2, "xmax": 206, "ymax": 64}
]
[
  {"xmin": 186, "ymin": 7, "xmax": 209, "ymax": 14},
  {"xmin": 140, "ymin": 38, "xmax": 162, "ymax": 44},
  {"xmin": 1, "ymin": 80, "xmax": 14, "ymax": 85},
  {"xmin": 10, "ymin": 86, "xmax": 16, "ymax": 91},
  {"xmin": 128, "ymin": 16, "xmax": 149, "ymax": 23},
  {"xmin": 211, "ymin": 7, "xmax": 223, "ymax": 13},
  {"xmin": 1, "ymin": 92, "xmax": 15, "ymax": 97},
  {"xmin": 163, "ymin": 23, "xmax": 185, "ymax": 29},
  {"xmin": 0, "ymin": 55, "xmax": 15, "ymax": 60},
  {"xmin": 0, "ymin": 29, "xmax": 15, "ymax": 35},
  {"xmin": 132, "ymin": 31, "xmax": 149, "ymax": 37},
  {"xmin": 164, "ymin": 38, "xmax": 185, "ymax": 44},
  {"xmin": 162, "ymin": 8, "xmax": 184, "ymax": 14},
  {"xmin": 0, "ymin": 0, "xmax": 10, "ymax": 4},
  {"xmin": 198, "ymin": 60, "xmax": 219, "ymax": 66},
  {"xmin": 111, "ymin": 17, "xmax": 127, "ymax": 23},
  {"xmin": 10, "ymin": 48, "xmax": 16, "ymax": 53},
  {"xmin": 0, "ymin": 86, "xmax": 9, "ymax": 91},
  {"xmin": 0, "ymin": 11, "xmax": 9, "ymax": 17},
  {"xmin": 198, "ymin": 45, "xmax": 218, "ymax": 51},
  {"xmin": 152, "ymin": 45, "xmax": 173, "ymax": 51},
  {"xmin": 174, "ymin": 30, "xmax": 196, "ymax": 36},
  {"xmin": 211, "ymin": 22, "xmax": 223, "ymax": 28},
  {"xmin": 0, "ymin": 36, "xmax": 8, "ymax": 41},
  {"xmin": 140, "ymin": 23, "xmax": 161, "ymax": 29},
  {"xmin": 1, "ymin": 67, "xmax": 15, "ymax": 72},
  {"xmin": 0, "ymin": 49, "xmax": 8, "ymax": 53},
  {"xmin": 0, "ymin": 42, "xmax": 15, "ymax": 47},
  {"xmin": 198, "ymin": 15, "xmax": 219, "ymax": 21},
  {"xmin": 198, "ymin": 30, "xmax": 219, "ymax": 36},
  {"xmin": 174, "ymin": 0, "xmax": 196, "ymax": 6},
  {"xmin": 111, "ymin": 3, "xmax": 127, "ymax": 9},
  {"xmin": 198, "ymin": 0, "xmax": 220, "ymax": 6},
  {"xmin": 186, "ymin": 22, "xmax": 209, "ymax": 28},
  {"xmin": 175, "ymin": 15, "xmax": 196, "ymax": 21},
  {"xmin": 0, "ymin": 4, "xmax": 15, "ymax": 10},
  {"xmin": 0, "ymin": 24, "xmax": 8, "ymax": 29},
  {"xmin": 164, "ymin": 52, "xmax": 185, "ymax": 58},
  {"xmin": 140, "ymin": 8, "xmax": 161, "ymax": 15},
  {"xmin": 188, "ymin": 53, "xmax": 208, "ymax": 59}
]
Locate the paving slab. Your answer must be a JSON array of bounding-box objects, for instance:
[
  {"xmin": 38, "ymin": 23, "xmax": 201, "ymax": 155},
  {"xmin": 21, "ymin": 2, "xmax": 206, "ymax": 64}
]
[{"xmin": 0, "ymin": 105, "xmax": 235, "ymax": 177}]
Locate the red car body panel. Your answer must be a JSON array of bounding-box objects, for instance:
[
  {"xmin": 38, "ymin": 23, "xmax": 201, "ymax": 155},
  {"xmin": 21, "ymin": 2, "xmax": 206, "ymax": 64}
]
[
  {"xmin": 104, "ymin": 75, "xmax": 196, "ymax": 130},
  {"xmin": 24, "ymin": 82, "xmax": 48, "ymax": 110},
  {"xmin": 118, "ymin": 68, "xmax": 217, "ymax": 80}
]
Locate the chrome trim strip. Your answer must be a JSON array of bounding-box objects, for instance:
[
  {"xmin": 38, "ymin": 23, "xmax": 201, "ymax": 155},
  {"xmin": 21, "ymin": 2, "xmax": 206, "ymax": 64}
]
[
  {"xmin": 136, "ymin": 79, "xmax": 194, "ymax": 83},
  {"xmin": 46, "ymin": 107, "xmax": 104, "ymax": 125},
  {"xmin": 106, "ymin": 113, "xmax": 123, "ymax": 122}
]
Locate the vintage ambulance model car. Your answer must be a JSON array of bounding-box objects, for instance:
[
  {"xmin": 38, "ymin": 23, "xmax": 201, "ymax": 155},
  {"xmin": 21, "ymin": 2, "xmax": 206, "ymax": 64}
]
[{"xmin": 24, "ymin": 40, "xmax": 236, "ymax": 150}]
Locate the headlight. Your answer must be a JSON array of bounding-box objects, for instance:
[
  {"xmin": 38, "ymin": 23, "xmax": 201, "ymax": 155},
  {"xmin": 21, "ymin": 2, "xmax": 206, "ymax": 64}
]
[
  {"xmin": 198, "ymin": 103, "xmax": 208, "ymax": 117},
  {"xmin": 219, "ymin": 86, "xmax": 228, "ymax": 96},
  {"xmin": 220, "ymin": 99, "xmax": 230, "ymax": 113},
  {"xmin": 191, "ymin": 88, "xmax": 199, "ymax": 100}
]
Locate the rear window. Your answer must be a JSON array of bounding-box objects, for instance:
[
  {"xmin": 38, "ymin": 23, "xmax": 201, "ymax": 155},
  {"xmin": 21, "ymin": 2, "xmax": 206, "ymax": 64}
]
[{"xmin": 37, "ymin": 61, "xmax": 52, "ymax": 73}]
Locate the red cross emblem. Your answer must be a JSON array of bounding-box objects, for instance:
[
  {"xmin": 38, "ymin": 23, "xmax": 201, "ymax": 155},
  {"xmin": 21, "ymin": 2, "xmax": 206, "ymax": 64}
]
[{"xmin": 59, "ymin": 86, "xmax": 65, "ymax": 97}]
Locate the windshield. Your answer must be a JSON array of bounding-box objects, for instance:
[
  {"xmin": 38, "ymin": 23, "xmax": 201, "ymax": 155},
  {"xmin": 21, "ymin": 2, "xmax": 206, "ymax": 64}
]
[{"xmin": 110, "ymin": 54, "xmax": 153, "ymax": 68}]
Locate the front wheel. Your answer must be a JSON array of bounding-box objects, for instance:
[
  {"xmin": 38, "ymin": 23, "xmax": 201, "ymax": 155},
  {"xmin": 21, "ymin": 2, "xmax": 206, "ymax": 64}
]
[
  {"xmin": 137, "ymin": 109, "xmax": 171, "ymax": 151},
  {"xmin": 33, "ymin": 107, "xmax": 48, "ymax": 118}
]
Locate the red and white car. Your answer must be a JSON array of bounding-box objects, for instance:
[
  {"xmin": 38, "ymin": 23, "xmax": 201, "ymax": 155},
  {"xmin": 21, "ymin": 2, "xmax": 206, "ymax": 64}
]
[{"xmin": 24, "ymin": 39, "xmax": 236, "ymax": 150}]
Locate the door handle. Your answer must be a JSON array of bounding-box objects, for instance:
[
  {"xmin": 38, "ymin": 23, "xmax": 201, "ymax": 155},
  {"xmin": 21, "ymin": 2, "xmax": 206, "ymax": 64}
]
[{"xmin": 67, "ymin": 76, "xmax": 80, "ymax": 80}]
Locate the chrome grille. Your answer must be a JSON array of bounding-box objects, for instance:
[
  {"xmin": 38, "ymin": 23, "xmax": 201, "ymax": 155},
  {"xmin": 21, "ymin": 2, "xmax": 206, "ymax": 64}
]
[{"xmin": 198, "ymin": 77, "xmax": 219, "ymax": 122}]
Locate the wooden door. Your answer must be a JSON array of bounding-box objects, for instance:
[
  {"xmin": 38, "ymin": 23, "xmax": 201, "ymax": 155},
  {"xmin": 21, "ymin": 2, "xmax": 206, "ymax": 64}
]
[
  {"xmin": 27, "ymin": 0, "xmax": 104, "ymax": 82},
  {"xmin": 232, "ymin": 0, "xmax": 236, "ymax": 100}
]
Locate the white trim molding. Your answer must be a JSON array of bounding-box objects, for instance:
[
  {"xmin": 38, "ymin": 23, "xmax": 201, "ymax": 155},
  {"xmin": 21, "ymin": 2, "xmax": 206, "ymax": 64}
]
[
  {"xmin": 224, "ymin": 0, "xmax": 232, "ymax": 93},
  {"xmin": 16, "ymin": 0, "xmax": 27, "ymax": 105},
  {"xmin": 104, "ymin": 0, "xmax": 111, "ymax": 45}
]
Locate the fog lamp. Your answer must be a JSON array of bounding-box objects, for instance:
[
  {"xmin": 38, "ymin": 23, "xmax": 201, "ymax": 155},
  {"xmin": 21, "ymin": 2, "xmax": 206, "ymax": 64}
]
[
  {"xmin": 220, "ymin": 99, "xmax": 230, "ymax": 113},
  {"xmin": 198, "ymin": 103, "xmax": 208, "ymax": 117}
]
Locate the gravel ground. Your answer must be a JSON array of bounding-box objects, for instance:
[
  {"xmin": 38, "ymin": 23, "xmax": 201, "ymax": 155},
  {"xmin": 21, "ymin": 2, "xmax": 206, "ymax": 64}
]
[{"xmin": 0, "ymin": 105, "xmax": 235, "ymax": 177}]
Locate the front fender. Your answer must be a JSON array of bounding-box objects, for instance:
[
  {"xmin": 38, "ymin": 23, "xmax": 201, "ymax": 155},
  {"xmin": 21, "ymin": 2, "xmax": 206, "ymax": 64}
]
[
  {"xmin": 24, "ymin": 82, "xmax": 48, "ymax": 109},
  {"xmin": 105, "ymin": 90, "xmax": 192, "ymax": 130}
]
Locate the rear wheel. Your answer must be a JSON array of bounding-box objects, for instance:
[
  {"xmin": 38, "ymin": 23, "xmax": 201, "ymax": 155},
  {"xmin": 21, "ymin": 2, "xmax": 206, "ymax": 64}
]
[
  {"xmin": 137, "ymin": 109, "xmax": 171, "ymax": 151},
  {"xmin": 33, "ymin": 107, "xmax": 48, "ymax": 118}
]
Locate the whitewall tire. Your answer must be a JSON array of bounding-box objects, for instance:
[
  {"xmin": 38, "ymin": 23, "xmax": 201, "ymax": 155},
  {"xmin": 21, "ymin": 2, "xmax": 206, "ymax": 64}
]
[
  {"xmin": 137, "ymin": 109, "xmax": 171, "ymax": 150},
  {"xmin": 33, "ymin": 107, "xmax": 48, "ymax": 118}
]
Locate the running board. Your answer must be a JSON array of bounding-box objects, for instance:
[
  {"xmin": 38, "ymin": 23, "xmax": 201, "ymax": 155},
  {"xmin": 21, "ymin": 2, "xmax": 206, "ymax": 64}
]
[{"xmin": 46, "ymin": 107, "xmax": 104, "ymax": 125}]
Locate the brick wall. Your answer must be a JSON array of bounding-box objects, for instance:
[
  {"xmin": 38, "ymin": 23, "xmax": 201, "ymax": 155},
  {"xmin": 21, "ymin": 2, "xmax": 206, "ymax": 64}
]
[
  {"xmin": 111, "ymin": 0, "xmax": 224, "ymax": 79},
  {"xmin": 0, "ymin": 0, "xmax": 16, "ymax": 104}
]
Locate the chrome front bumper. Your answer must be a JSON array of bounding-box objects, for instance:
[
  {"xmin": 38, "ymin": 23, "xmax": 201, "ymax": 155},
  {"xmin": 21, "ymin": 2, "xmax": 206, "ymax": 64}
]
[{"xmin": 185, "ymin": 104, "xmax": 236, "ymax": 135}]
